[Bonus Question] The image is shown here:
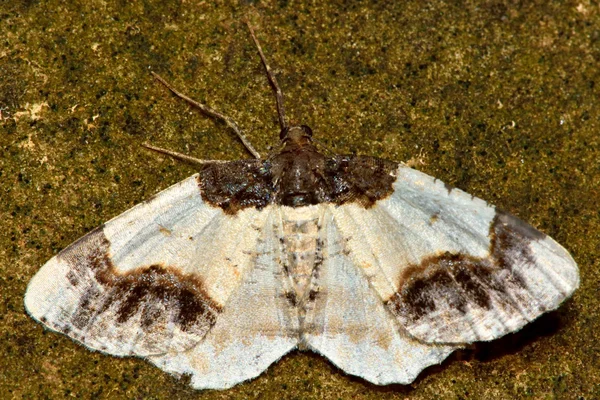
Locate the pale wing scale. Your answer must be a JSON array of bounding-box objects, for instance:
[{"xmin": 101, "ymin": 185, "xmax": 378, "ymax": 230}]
[
  {"xmin": 149, "ymin": 207, "xmax": 299, "ymax": 389},
  {"xmin": 25, "ymin": 174, "xmax": 267, "ymax": 356},
  {"xmin": 332, "ymin": 165, "xmax": 579, "ymax": 344},
  {"xmin": 302, "ymin": 206, "xmax": 457, "ymax": 385}
]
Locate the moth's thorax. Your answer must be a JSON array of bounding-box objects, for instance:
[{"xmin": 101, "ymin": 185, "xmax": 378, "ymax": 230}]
[{"xmin": 270, "ymin": 138, "xmax": 327, "ymax": 207}]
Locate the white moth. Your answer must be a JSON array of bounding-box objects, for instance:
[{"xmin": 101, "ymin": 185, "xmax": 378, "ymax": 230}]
[{"xmin": 25, "ymin": 23, "xmax": 579, "ymax": 390}]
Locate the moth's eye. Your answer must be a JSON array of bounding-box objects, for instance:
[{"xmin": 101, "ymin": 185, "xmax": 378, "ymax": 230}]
[
  {"xmin": 279, "ymin": 127, "xmax": 290, "ymax": 140},
  {"xmin": 301, "ymin": 125, "xmax": 313, "ymax": 137}
]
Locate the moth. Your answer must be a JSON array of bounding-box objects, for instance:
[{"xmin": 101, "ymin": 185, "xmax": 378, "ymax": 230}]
[{"xmin": 25, "ymin": 23, "xmax": 579, "ymax": 390}]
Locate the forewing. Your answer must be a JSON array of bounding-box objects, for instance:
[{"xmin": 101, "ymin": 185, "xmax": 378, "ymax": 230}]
[
  {"xmin": 149, "ymin": 207, "xmax": 299, "ymax": 389},
  {"xmin": 25, "ymin": 173, "xmax": 270, "ymax": 356},
  {"xmin": 324, "ymin": 155, "xmax": 397, "ymax": 207},
  {"xmin": 302, "ymin": 206, "xmax": 457, "ymax": 385},
  {"xmin": 331, "ymin": 165, "xmax": 579, "ymax": 344}
]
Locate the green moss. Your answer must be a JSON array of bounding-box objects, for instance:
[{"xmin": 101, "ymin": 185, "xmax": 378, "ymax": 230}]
[{"xmin": 2, "ymin": 1, "xmax": 598, "ymax": 399}]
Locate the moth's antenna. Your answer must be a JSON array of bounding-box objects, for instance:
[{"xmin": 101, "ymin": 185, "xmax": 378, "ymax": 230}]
[
  {"xmin": 246, "ymin": 22, "xmax": 288, "ymax": 131},
  {"xmin": 141, "ymin": 143, "xmax": 230, "ymax": 165},
  {"xmin": 151, "ymin": 72, "xmax": 261, "ymax": 159}
]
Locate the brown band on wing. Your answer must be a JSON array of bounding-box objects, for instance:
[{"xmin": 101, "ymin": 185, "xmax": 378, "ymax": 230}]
[
  {"xmin": 386, "ymin": 210, "xmax": 546, "ymax": 326},
  {"xmin": 324, "ymin": 156, "xmax": 398, "ymax": 208},
  {"xmin": 491, "ymin": 210, "xmax": 546, "ymax": 283},
  {"xmin": 197, "ymin": 159, "xmax": 273, "ymax": 215},
  {"xmin": 59, "ymin": 227, "xmax": 221, "ymax": 342},
  {"xmin": 196, "ymin": 155, "xmax": 397, "ymax": 214}
]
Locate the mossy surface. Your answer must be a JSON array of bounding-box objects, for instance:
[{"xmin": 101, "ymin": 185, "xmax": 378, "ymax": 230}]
[{"xmin": 1, "ymin": 1, "xmax": 598, "ymax": 399}]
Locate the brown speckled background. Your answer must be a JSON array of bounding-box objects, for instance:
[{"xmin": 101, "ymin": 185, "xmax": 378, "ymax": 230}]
[{"xmin": 1, "ymin": 1, "xmax": 599, "ymax": 399}]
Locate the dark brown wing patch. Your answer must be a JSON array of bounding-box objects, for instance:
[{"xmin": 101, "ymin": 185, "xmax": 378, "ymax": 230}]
[
  {"xmin": 197, "ymin": 160, "xmax": 273, "ymax": 215},
  {"xmin": 196, "ymin": 154, "xmax": 397, "ymax": 213},
  {"xmin": 54, "ymin": 227, "xmax": 221, "ymax": 355},
  {"xmin": 386, "ymin": 210, "xmax": 555, "ymax": 343},
  {"xmin": 324, "ymin": 155, "xmax": 398, "ymax": 207}
]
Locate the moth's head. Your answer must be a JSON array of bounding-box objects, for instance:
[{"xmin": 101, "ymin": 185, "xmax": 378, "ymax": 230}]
[{"xmin": 279, "ymin": 125, "xmax": 313, "ymax": 146}]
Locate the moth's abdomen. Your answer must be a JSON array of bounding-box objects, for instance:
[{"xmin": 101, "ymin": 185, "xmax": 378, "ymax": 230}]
[{"xmin": 280, "ymin": 207, "xmax": 324, "ymax": 305}]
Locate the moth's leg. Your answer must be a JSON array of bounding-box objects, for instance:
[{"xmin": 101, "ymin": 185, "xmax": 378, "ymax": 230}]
[
  {"xmin": 151, "ymin": 72, "xmax": 261, "ymax": 159},
  {"xmin": 142, "ymin": 143, "xmax": 230, "ymax": 165}
]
